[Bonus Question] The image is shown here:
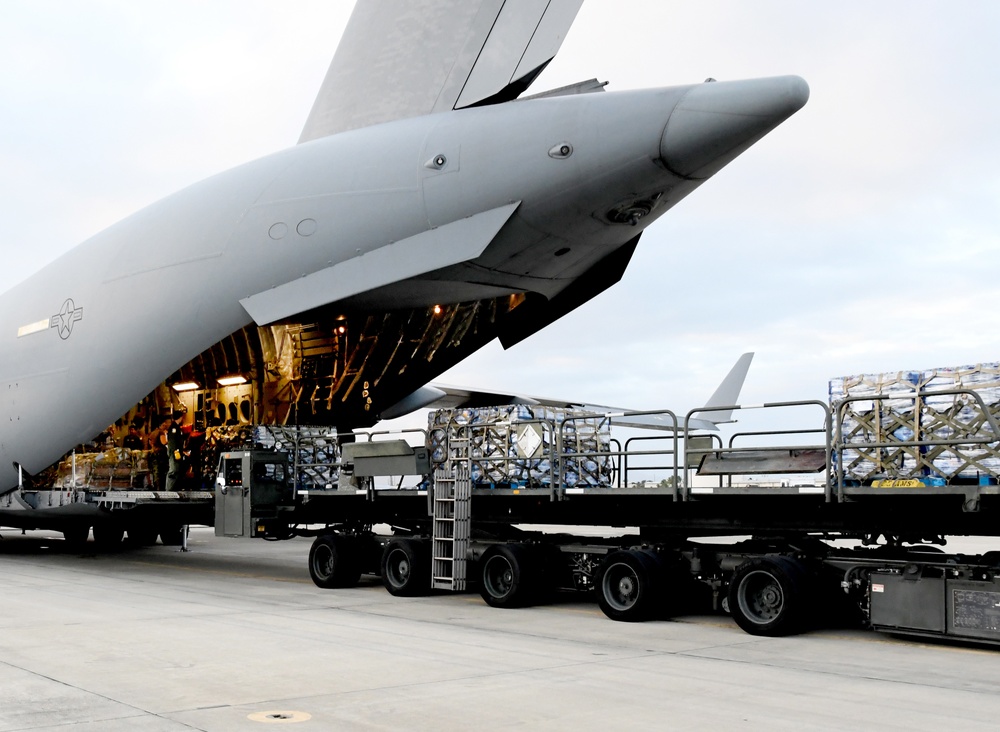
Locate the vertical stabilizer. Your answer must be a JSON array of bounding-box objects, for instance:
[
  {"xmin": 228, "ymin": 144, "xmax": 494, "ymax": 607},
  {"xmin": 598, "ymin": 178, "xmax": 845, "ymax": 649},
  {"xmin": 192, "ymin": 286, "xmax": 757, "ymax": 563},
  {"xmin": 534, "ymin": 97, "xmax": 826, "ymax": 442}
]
[
  {"xmin": 703, "ymin": 352, "xmax": 754, "ymax": 423},
  {"xmin": 298, "ymin": 0, "xmax": 583, "ymax": 142}
]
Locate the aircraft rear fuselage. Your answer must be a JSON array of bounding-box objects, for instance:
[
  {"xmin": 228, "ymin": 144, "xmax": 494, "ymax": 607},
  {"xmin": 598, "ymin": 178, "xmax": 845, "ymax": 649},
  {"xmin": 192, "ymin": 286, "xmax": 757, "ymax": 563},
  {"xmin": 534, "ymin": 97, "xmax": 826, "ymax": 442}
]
[{"xmin": 0, "ymin": 77, "xmax": 807, "ymax": 483}]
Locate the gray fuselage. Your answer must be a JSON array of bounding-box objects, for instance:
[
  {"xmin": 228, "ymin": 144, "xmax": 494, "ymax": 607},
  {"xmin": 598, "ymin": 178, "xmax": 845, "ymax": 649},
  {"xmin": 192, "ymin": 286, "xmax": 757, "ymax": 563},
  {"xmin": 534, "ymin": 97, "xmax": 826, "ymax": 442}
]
[{"xmin": 0, "ymin": 76, "xmax": 808, "ymax": 485}]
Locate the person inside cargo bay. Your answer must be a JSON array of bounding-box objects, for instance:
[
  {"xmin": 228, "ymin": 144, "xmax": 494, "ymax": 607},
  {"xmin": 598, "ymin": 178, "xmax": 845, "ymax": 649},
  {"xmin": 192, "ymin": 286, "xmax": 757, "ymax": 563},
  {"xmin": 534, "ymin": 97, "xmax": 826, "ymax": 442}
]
[{"xmin": 165, "ymin": 410, "xmax": 189, "ymax": 491}]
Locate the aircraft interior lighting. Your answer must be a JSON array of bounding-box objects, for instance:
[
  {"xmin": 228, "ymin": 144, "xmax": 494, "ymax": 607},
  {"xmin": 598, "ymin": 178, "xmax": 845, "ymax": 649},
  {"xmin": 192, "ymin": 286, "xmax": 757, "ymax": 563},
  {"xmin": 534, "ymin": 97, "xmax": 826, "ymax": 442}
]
[{"xmin": 217, "ymin": 375, "xmax": 249, "ymax": 387}]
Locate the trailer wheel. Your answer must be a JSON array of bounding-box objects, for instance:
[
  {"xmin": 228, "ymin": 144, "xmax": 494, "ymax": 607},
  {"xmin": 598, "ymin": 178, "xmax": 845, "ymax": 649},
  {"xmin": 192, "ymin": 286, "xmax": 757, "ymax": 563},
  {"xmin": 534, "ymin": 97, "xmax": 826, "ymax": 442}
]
[
  {"xmin": 728, "ymin": 556, "xmax": 809, "ymax": 636},
  {"xmin": 381, "ymin": 538, "xmax": 429, "ymax": 597},
  {"xmin": 597, "ymin": 549, "xmax": 663, "ymax": 622},
  {"xmin": 127, "ymin": 525, "xmax": 159, "ymax": 546},
  {"xmin": 309, "ymin": 534, "xmax": 361, "ymax": 589},
  {"xmin": 479, "ymin": 544, "xmax": 536, "ymax": 608},
  {"xmin": 92, "ymin": 523, "xmax": 124, "ymax": 551},
  {"xmin": 62, "ymin": 526, "xmax": 90, "ymax": 548}
]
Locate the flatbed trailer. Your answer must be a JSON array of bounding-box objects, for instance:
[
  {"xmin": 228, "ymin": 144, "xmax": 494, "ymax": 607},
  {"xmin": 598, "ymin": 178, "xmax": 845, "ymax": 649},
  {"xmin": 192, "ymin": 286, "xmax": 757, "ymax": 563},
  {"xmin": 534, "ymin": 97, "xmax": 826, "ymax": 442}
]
[
  {"xmin": 0, "ymin": 448, "xmax": 213, "ymax": 546},
  {"xmin": 216, "ymin": 389, "xmax": 1000, "ymax": 645}
]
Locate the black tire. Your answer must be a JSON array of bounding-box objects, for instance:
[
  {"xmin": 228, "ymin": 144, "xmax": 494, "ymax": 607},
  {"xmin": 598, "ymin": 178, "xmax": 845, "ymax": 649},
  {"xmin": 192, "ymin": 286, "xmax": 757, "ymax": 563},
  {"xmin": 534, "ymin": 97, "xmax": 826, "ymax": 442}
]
[
  {"xmin": 309, "ymin": 534, "xmax": 362, "ymax": 589},
  {"xmin": 127, "ymin": 525, "xmax": 159, "ymax": 546},
  {"xmin": 92, "ymin": 523, "xmax": 125, "ymax": 551},
  {"xmin": 479, "ymin": 544, "xmax": 536, "ymax": 608},
  {"xmin": 727, "ymin": 556, "xmax": 810, "ymax": 637},
  {"xmin": 381, "ymin": 538, "xmax": 429, "ymax": 597},
  {"xmin": 597, "ymin": 549, "xmax": 664, "ymax": 622},
  {"xmin": 62, "ymin": 525, "xmax": 90, "ymax": 548},
  {"xmin": 158, "ymin": 525, "xmax": 186, "ymax": 546}
]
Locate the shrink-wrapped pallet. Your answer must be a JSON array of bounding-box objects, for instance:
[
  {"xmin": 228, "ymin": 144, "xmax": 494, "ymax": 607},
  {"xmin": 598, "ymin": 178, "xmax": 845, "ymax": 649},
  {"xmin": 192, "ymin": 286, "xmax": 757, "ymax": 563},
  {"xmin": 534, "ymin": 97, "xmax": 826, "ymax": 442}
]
[
  {"xmin": 252, "ymin": 425, "xmax": 340, "ymax": 488},
  {"xmin": 830, "ymin": 363, "xmax": 1000, "ymax": 482},
  {"xmin": 428, "ymin": 405, "xmax": 613, "ymax": 487},
  {"xmin": 51, "ymin": 448, "xmax": 152, "ymax": 490},
  {"xmin": 53, "ymin": 454, "xmax": 93, "ymax": 489}
]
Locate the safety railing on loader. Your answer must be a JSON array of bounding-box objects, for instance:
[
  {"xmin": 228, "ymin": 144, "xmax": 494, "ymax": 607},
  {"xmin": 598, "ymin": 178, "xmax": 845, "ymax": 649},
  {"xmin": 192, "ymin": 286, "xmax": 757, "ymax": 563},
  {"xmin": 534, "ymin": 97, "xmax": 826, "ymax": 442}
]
[
  {"xmin": 433, "ymin": 404, "xmax": 839, "ymax": 500},
  {"xmin": 833, "ymin": 387, "xmax": 1000, "ymax": 506},
  {"xmin": 421, "ymin": 393, "xmax": 1000, "ymax": 505},
  {"xmin": 683, "ymin": 400, "xmax": 833, "ymax": 500},
  {"xmin": 559, "ymin": 410, "xmax": 681, "ymax": 497}
]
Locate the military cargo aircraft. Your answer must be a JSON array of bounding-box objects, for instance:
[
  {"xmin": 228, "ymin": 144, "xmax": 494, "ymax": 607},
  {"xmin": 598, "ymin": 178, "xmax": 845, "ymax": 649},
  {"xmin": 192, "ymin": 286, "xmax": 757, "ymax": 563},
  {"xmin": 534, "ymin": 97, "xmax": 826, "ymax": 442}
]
[{"xmin": 0, "ymin": 1, "xmax": 806, "ymax": 538}]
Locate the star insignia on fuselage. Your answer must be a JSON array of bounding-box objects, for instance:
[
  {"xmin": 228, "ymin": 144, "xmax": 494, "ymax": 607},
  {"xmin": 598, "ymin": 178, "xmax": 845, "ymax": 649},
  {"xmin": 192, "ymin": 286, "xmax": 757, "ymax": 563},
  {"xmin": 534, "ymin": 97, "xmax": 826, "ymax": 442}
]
[{"xmin": 50, "ymin": 298, "xmax": 84, "ymax": 340}]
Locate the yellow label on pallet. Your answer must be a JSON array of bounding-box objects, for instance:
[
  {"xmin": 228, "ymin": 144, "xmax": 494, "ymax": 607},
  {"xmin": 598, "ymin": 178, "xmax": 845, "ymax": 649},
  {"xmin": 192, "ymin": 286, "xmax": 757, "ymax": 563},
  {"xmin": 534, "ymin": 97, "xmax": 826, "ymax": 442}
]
[{"xmin": 871, "ymin": 479, "xmax": 924, "ymax": 488}]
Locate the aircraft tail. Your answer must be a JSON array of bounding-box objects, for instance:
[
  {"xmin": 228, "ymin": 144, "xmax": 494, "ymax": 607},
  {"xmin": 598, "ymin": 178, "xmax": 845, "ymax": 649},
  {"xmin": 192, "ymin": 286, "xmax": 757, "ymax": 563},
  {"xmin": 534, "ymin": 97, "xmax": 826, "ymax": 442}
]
[
  {"xmin": 384, "ymin": 353, "xmax": 754, "ymax": 432},
  {"xmin": 299, "ymin": 0, "xmax": 584, "ymax": 142},
  {"xmin": 701, "ymin": 352, "xmax": 754, "ymax": 424}
]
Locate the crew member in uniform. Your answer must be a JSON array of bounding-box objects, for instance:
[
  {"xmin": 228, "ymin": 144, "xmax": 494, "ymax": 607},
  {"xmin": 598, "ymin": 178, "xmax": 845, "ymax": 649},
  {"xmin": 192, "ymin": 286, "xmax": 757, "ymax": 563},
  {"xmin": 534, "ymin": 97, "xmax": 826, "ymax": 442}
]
[{"xmin": 165, "ymin": 410, "xmax": 188, "ymax": 491}]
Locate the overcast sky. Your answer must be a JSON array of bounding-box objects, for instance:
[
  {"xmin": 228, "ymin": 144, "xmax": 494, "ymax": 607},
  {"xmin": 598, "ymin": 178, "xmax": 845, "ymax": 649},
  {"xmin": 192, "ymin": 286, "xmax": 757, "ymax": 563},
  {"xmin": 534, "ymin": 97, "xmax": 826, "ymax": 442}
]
[{"xmin": 3, "ymin": 1, "xmax": 999, "ymax": 432}]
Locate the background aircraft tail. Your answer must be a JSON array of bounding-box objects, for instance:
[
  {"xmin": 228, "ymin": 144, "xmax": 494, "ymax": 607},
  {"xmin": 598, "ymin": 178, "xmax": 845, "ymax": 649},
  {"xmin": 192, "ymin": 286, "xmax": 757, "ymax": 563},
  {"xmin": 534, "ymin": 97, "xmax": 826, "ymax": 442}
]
[
  {"xmin": 390, "ymin": 353, "xmax": 756, "ymax": 432},
  {"xmin": 701, "ymin": 352, "xmax": 754, "ymax": 424}
]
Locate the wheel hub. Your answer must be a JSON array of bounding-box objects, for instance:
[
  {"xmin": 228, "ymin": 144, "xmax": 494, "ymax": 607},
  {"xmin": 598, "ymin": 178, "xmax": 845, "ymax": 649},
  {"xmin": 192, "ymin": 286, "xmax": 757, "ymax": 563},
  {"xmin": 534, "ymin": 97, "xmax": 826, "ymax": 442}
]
[
  {"xmin": 484, "ymin": 557, "xmax": 515, "ymax": 598},
  {"xmin": 741, "ymin": 571, "xmax": 784, "ymax": 622},
  {"xmin": 759, "ymin": 587, "xmax": 780, "ymax": 608},
  {"xmin": 316, "ymin": 546, "xmax": 335, "ymax": 577}
]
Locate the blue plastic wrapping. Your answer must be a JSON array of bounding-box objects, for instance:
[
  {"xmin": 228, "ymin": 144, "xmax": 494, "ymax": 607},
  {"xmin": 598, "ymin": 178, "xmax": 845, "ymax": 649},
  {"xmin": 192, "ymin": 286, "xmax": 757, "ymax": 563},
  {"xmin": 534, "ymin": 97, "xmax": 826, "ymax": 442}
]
[
  {"xmin": 830, "ymin": 363, "xmax": 1000, "ymax": 482},
  {"xmin": 428, "ymin": 405, "xmax": 613, "ymax": 487}
]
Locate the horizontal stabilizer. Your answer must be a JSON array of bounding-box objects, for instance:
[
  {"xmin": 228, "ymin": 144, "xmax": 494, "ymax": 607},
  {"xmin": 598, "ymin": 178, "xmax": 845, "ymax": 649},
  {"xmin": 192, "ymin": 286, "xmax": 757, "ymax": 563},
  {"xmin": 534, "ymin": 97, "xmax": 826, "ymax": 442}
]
[
  {"xmin": 522, "ymin": 78, "xmax": 608, "ymax": 100},
  {"xmin": 240, "ymin": 202, "xmax": 519, "ymax": 326}
]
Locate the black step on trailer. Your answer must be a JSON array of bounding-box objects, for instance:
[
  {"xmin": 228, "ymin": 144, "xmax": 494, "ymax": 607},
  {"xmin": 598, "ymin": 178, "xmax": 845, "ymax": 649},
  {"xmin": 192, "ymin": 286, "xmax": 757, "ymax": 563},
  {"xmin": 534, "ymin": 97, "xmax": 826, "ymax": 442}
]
[{"xmin": 215, "ymin": 390, "xmax": 1000, "ymax": 646}]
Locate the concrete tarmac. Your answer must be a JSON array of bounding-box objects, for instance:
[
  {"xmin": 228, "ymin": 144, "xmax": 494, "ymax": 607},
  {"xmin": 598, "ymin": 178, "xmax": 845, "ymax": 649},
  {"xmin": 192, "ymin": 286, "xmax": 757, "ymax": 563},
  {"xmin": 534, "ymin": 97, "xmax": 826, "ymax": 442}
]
[{"xmin": 2, "ymin": 529, "xmax": 999, "ymax": 731}]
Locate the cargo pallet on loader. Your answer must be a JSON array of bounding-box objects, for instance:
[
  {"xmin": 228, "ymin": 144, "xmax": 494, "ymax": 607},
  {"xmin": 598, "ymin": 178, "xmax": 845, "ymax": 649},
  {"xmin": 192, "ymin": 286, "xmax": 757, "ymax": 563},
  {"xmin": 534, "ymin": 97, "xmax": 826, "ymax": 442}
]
[
  {"xmin": 215, "ymin": 389, "xmax": 1000, "ymax": 645},
  {"xmin": 0, "ymin": 447, "xmax": 212, "ymax": 548}
]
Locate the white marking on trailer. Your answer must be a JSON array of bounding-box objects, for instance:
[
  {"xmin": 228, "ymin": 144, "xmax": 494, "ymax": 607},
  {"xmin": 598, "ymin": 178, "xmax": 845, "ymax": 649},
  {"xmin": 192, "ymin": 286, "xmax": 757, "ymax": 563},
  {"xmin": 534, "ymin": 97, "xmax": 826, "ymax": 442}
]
[
  {"xmin": 355, "ymin": 490, "xmax": 366, "ymax": 495},
  {"xmin": 872, "ymin": 583, "xmax": 885, "ymax": 593},
  {"xmin": 691, "ymin": 487, "xmax": 714, "ymax": 494},
  {"xmin": 417, "ymin": 490, "xmax": 428, "ymax": 496},
  {"xmin": 798, "ymin": 487, "xmax": 825, "ymax": 494},
  {"xmin": 565, "ymin": 488, "xmax": 585, "ymax": 494}
]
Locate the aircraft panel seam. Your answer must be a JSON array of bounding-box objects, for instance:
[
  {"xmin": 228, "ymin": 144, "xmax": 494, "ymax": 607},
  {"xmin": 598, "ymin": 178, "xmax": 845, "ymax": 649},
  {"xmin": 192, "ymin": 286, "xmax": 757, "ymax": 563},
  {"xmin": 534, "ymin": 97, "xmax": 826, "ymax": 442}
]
[{"xmin": 451, "ymin": 0, "xmax": 507, "ymax": 110}]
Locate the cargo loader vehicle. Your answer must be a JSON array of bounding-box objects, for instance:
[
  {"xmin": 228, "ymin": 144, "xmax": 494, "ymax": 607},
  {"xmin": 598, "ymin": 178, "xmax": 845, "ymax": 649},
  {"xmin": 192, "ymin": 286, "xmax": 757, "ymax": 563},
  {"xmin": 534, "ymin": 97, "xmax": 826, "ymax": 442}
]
[{"xmin": 215, "ymin": 362, "xmax": 1000, "ymax": 646}]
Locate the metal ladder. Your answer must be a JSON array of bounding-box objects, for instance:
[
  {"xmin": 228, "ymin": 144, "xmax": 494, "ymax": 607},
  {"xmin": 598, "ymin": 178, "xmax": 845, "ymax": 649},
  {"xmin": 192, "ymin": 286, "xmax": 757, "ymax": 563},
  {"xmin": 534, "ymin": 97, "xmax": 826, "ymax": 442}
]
[{"xmin": 431, "ymin": 462, "xmax": 471, "ymax": 591}]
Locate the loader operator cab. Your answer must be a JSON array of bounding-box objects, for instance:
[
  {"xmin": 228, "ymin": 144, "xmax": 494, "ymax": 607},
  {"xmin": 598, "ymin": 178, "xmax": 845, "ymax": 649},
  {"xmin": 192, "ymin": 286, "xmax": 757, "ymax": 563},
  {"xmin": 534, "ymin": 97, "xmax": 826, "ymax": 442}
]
[{"xmin": 214, "ymin": 450, "xmax": 293, "ymax": 538}]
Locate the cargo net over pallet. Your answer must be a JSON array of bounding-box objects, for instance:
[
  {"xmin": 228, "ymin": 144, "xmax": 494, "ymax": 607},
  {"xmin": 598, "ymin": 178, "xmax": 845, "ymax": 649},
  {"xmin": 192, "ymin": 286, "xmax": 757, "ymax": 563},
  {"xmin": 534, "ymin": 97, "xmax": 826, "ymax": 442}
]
[
  {"xmin": 428, "ymin": 406, "xmax": 614, "ymax": 488},
  {"xmin": 252, "ymin": 425, "xmax": 341, "ymax": 490},
  {"xmin": 830, "ymin": 362, "xmax": 1000, "ymax": 485}
]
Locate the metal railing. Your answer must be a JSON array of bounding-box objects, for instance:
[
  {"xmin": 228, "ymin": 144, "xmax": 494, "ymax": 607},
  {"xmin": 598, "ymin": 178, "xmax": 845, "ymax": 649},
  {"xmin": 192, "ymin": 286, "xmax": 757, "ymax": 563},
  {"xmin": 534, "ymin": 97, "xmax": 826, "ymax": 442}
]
[
  {"xmin": 394, "ymin": 390, "xmax": 1000, "ymax": 505},
  {"xmin": 684, "ymin": 401, "xmax": 833, "ymax": 501},
  {"xmin": 833, "ymin": 387, "xmax": 1000, "ymax": 499}
]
